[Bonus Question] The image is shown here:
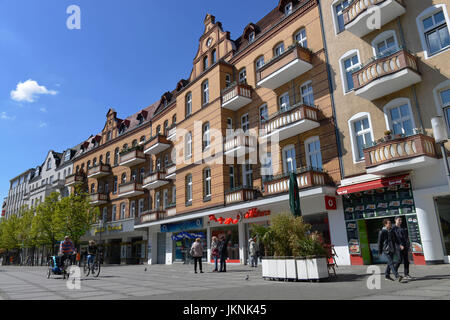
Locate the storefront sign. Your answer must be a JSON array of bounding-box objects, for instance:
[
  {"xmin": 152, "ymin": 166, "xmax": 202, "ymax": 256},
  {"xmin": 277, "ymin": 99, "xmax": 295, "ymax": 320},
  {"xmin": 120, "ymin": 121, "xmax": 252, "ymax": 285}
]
[
  {"xmin": 171, "ymin": 232, "xmax": 206, "ymax": 241},
  {"xmin": 325, "ymin": 196, "xmax": 337, "ymax": 210},
  {"xmin": 161, "ymin": 219, "xmax": 203, "ymax": 233}
]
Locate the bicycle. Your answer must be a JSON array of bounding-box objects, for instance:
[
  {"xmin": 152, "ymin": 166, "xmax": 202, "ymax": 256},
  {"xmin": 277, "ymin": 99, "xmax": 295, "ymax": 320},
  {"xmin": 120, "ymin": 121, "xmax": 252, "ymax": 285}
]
[{"xmin": 83, "ymin": 254, "xmax": 101, "ymax": 278}]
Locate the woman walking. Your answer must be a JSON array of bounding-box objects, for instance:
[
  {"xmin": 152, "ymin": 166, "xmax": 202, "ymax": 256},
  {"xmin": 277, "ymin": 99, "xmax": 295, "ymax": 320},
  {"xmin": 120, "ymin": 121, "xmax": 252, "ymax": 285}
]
[
  {"xmin": 190, "ymin": 238, "xmax": 204, "ymax": 274},
  {"xmin": 211, "ymin": 236, "xmax": 219, "ymax": 272}
]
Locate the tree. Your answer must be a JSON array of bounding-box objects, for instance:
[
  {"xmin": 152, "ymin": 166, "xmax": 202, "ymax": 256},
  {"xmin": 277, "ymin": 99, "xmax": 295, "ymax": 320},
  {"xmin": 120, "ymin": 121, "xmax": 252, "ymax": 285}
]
[
  {"xmin": 54, "ymin": 186, "xmax": 99, "ymax": 247},
  {"xmin": 0, "ymin": 213, "xmax": 21, "ymax": 251},
  {"xmin": 32, "ymin": 193, "xmax": 62, "ymax": 255}
]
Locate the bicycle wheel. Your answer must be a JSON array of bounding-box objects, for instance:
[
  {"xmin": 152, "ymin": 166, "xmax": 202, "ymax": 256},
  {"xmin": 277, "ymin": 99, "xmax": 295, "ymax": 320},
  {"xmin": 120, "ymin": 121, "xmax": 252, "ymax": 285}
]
[
  {"xmin": 92, "ymin": 262, "xmax": 101, "ymax": 278},
  {"xmin": 83, "ymin": 261, "xmax": 91, "ymax": 277}
]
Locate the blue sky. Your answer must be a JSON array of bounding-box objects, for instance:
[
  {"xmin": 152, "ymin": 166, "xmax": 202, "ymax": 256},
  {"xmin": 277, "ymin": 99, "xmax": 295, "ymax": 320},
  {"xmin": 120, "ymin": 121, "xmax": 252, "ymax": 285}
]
[{"xmin": 0, "ymin": 0, "xmax": 276, "ymax": 200}]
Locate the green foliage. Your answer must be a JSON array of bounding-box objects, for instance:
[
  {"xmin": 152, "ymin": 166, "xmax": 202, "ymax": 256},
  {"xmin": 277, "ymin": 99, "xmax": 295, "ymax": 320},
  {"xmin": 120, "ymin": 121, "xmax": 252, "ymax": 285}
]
[{"xmin": 259, "ymin": 213, "xmax": 326, "ymax": 258}]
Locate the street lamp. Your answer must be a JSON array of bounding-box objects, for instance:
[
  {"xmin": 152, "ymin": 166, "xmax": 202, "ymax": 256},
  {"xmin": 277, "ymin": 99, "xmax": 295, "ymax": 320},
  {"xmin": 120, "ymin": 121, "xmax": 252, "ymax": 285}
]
[{"xmin": 431, "ymin": 116, "xmax": 450, "ymax": 187}]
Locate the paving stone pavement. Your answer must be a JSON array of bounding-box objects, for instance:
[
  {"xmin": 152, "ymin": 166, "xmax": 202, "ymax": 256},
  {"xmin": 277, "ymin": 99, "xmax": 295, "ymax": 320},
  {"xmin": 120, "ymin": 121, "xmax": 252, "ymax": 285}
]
[{"xmin": 0, "ymin": 264, "xmax": 449, "ymax": 300}]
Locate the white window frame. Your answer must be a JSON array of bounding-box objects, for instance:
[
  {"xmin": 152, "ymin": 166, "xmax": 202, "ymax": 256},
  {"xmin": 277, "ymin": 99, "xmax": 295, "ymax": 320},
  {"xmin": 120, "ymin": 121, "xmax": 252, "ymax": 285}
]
[
  {"xmin": 248, "ymin": 32, "xmax": 255, "ymax": 43},
  {"xmin": 282, "ymin": 145, "xmax": 297, "ymax": 174},
  {"xmin": 339, "ymin": 49, "xmax": 361, "ymax": 95},
  {"xmin": 120, "ymin": 203, "xmax": 126, "ymax": 220},
  {"xmin": 186, "ymin": 93, "xmax": 192, "ymax": 116},
  {"xmin": 294, "ymin": 28, "xmax": 307, "ymax": 48},
  {"xmin": 383, "ymin": 98, "xmax": 416, "ymax": 136},
  {"xmin": 204, "ymin": 168, "xmax": 212, "ymax": 198},
  {"xmin": 241, "ymin": 113, "xmax": 249, "ymax": 132},
  {"xmin": 255, "ymin": 56, "xmax": 265, "ymax": 70},
  {"xmin": 155, "ymin": 192, "xmax": 160, "ymax": 210},
  {"xmin": 203, "ymin": 122, "xmax": 210, "ymax": 150},
  {"xmin": 242, "ymin": 163, "xmax": 253, "ymax": 187},
  {"xmin": 225, "ymin": 74, "xmax": 232, "ymax": 87},
  {"xmin": 285, "ymin": 2, "xmax": 293, "ymax": 15},
  {"xmin": 227, "ymin": 117, "xmax": 233, "ymax": 130},
  {"xmin": 138, "ymin": 199, "xmax": 144, "ymax": 215},
  {"xmin": 186, "ymin": 175, "xmax": 193, "ymax": 203},
  {"xmin": 112, "ymin": 205, "xmax": 117, "ymax": 222},
  {"xmin": 371, "ymin": 30, "xmax": 399, "ymax": 57},
  {"xmin": 300, "ymin": 81, "xmax": 314, "ymax": 106},
  {"xmin": 261, "ymin": 152, "xmax": 273, "ymax": 180},
  {"xmin": 305, "ymin": 136, "xmax": 322, "ymax": 170},
  {"xmin": 259, "ymin": 104, "xmax": 268, "ymax": 125},
  {"xmin": 279, "ymin": 92, "xmax": 290, "ymax": 112},
  {"xmin": 348, "ymin": 112, "xmax": 374, "ymax": 163},
  {"xmin": 185, "ymin": 132, "xmax": 192, "ymax": 159},
  {"xmin": 331, "ymin": 0, "xmax": 351, "ymax": 35},
  {"xmin": 416, "ymin": 4, "xmax": 450, "ymax": 59},
  {"xmin": 203, "ymin": 80, "xmax": 209, "ymax": 105},
  {"xmin": 239, "ymin": 68, "xmax": 247, "ymax": 84},
  {"xmin": 274, "ymin": 42, "xmax": 285, "ymax": 57},
  {"xmin": 130, "ymin": 201, "xmax": 136, "ymax": 218},
  {"xmin": 163, "ymin": 189, "xmax": 169, "ymax": 209},
  {"xmin": 433, "ymin": 80, "xmax": 450, "ymax": 136}
]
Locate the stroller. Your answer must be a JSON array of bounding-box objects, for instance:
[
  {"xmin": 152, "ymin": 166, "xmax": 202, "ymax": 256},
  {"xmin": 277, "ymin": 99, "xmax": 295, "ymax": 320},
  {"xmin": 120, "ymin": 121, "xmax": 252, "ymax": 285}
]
[{"xmin": 46, "ymin": 255, "xmax": 72, "ymax": 279}]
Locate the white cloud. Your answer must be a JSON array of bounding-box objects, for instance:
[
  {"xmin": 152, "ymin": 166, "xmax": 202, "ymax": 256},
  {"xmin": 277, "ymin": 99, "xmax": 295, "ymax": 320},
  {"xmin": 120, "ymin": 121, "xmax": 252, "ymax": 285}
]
[
  {"xmin": 0, "ymin": 112, "xmax": 15, "ymax": 121},
  {"xmin": 10, "ymin": 79, "xmax": 58, "ymax": 103},
  {"xmin": 39, "ymin": 121, "xmax": 48, "ymax": 128}
]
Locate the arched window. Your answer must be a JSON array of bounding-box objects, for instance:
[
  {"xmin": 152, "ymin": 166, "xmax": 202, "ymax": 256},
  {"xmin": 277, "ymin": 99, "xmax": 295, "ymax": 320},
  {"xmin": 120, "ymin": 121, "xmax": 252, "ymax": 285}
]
[
  {"xmin": 203, "ymin": 55, "xmax": 209, "ymax": 71},
  {"xmin": 132, "ymin": 139, "xmax": 138, "ymax": 147},
  {"xmin": 294, "ymin": 28, "xmax": 307, "ymax": 48},
  {"xmin": 212, "ymin": 49, "xmax": 217, "ymax": 64},
  {"xmin": 131, "ymin": 170, "xmax": 137, "ymax": 182},
  {"xmin": 106, "ymin": 152, "xmax": 111, "ymax": 165},
  {"xmin": 140, "ymin": 168, "xmax": 146, "ymax": 183},
  {"xmin": 87, "ymin": 160, "xmax": 91, "ymax": 169},
  {"xmin": 433, "ymin": 80, "xmax": 450, "ymax": 135},
  {"xmin": 130, "ymin": 201, "xmax": 136, "ymax": 219},
  {"xmin": 93, "ymin": 158, "xmax": 97, "ymax": 167},
  {"xmin": 123, "ymin": 144, "xmax": 128, "ymax": 150},
  {"xmin": 120, "ymin": 202, "xmax": 126, "ymax": 220},
  {"xmin": 348, "ymin": 112, "xmax": 374, "ymax": 163},
  {"xmin": 305, "ymin": 137, "xmax": 322, "ymax": 170},
  {"xmin": 274, "ymin": 42, "xmax": 285, "ymax": 57},
  {"xmin": 239, "ymin": 68, "xmax": 247, "ymax": 84},
  {"xmin": 113, "ymin": 176, "xmax": 118, "ymax": 194},
  {"xmin": 114, "ymin": 148, "xmax": 119, "ymax": 166},
  {"xmin": 164, "ymin": 120, "xmax": 169, "ymax": 136},
  {"xmin": 156, "ymin": 125, "xmax": 161, "ymax": 135},
  {"xmin": 121, "ymin": 173, "xmax": 127, "ymax": 184},
  {"xmin": 255, "ymin": 56, "xmax": 265, "ymax": 70},
  {"xmin": 282, "ymin": 145, "xmax": 297, "ymax": 173},
  {"xmin": 140, "ymin": 136, "xmax": 146, "ymax": 144},
  {"xmin": 339, "ymin": 49, "xmax": 361, "ymax": 94},
  {"xmin": 172, "ymin": 114, "xmax": 177, "ymax": 125},
  {"xmin": 99, "ymin": 155, "xmax": 103, "ymax": 164},
  {"xmin": 371, "ymin": 30, "xmax": 399, "ymax": 57}
]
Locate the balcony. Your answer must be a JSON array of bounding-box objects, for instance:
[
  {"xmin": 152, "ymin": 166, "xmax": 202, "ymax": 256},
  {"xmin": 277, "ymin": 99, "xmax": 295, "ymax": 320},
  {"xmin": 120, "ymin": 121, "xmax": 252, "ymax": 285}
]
[
  {"xmin": 90, "ymin": 193, "xmax": 108, "ymax": 206},
  {"xmin": 119, "ymin": 148, "xmax": 146, "ymax": 167},
  {"xmin": 363, "ymin": 133, "xmax": 439, "ymax": 175},
  {"xmin": 225, "ymin": 187, "xmax": 258, "ymax": 206},
  {"xmin": 144, "ymin": 134, "xmax": 172, "ymax": 155},
  {"xmin": 263, "ymin": 168, "xmax": 331, "ymax": 197},
  {"xmin": 118, "ymin": 182, "xmax": 144, "ymax": 199},
  {"xmin": 256, "ymin": 43, "xmax": 313, "ymax": 90},
  {"xmin": 343, "ymin": 0, "xmax": 406, "ymax": 37},
  {"xmin": 167, "ymin": 126, "xmax": 177, "ymax": 142},
  {"xmin": 165, "ymin": 164, "xmax": 176, "ymax": 180},
  {"xmin": 260, "ymin": 104, "xmax": 320, "ymax": 141},
  {"xmin": 353, "ymin": 48, "xmax": 421, "ymax": 101},
  {"xmin": 51, "ymin": 179, "xmax": 66, "ymax": 190},
  {"xmin": 224, "ymin": 135, "xmax": 257, "ymax": 157},
  {"xmin": 87, "ymin": 164, "xmax": 112, "ymax": 179},
  {"xmin": 65, "ymin": 173, "xmax": 85, "ymax": 187},
  {"xmin": 166, "ymin": 203, "xmax": 177, "ymax": 217},
  {"xmin": 142, "ymin": 170, "xmax": 169, "ymax": 190},
  {"xmin": 137, "ymin": 210, "xmax": 168, "ymax": 225},
  {"xmin": 221, "ymin": 83, "xmax": 253, "ymax": 111}
]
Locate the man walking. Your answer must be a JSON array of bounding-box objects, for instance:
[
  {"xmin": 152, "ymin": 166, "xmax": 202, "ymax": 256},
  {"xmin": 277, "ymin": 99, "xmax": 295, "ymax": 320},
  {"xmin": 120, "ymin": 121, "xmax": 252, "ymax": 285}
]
[
  {"xmin": 393, "ymin": 216, "xmax": 411, "ymax": 280},
  {"xmin": 377, "ymin": 219, "xmax": 403, "ymax": 282},
  {"xmin": 249, "ymin": 237, "xmax": 258, "ymax": 268},
  {"xmin": 218, "ymin": 231, "xmax": 232, "ymax": 273}
]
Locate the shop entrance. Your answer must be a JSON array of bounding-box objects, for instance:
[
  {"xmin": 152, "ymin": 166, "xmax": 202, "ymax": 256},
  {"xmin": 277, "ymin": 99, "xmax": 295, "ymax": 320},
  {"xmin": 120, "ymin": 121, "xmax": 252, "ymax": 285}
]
[
  {"xmin": 108, "ymin": 239, "xmax": 121, "ymax": 265},
  {"xmin": 157, "ymin": 233, "xmax": 166, "ymax": 265},
  {"xmin": 129, "ymin": 237, "xmax": 143, "ymax": 265},
  {"xmin": 435, "ymin": 196, "xmax": 450, "ymax": 256},
  {"xmin": 173, "ymin": 233, "xmax": 207, "ymax": 264}
]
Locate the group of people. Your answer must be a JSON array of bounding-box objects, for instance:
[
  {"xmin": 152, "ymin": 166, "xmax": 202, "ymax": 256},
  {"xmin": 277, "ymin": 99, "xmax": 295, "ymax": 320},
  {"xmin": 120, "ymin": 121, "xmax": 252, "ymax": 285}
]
[
  {"xmin": 58, "ymin": 236, "xmax": 99, "ymax": 268},
  {"xmin": 377, "ymin": 216, "xmax": 412, "ymax": 282},
  {"xmin": 189, "ymin": 231, "xmax": 263, "ymax": 273}
]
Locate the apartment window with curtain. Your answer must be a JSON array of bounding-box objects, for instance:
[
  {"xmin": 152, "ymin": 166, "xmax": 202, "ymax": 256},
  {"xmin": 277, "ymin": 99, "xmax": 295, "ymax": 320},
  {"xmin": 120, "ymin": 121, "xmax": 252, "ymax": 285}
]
[
  {"xmin": 155, "ymin": 192, "xmax": 160, "ymax": 210},
  {"xmin": 305, "ymin": 137, "xmax": 323, "ymax": 170},
  {"xmin": 114, "ymin": 148, "xmax": 119, "ymax": 166},
  {"xmin": 261, "ymin": 153, "xmax": 273, "ymax": 182},
  {"xmin": 113, "ymin": 176, "xmax": 118, "ymax": 194},
  {"xmin": 112, "ymin": 205, "xmax": 117, "ymax": 221},
  {"xmin": 225, "ymin": 74, "xmax": 232, "ymax": 87},
  {"xmin": 121, "ymin": 173, "xmax": 127, "ymax": 184},
  {"xmin": 202, "ymin": 80, "xmax": 209, "ymax": 105},
  {"xmin": 259, "ymin": 104, "xmax": 268, "ymax": 125},
  {"xmin": 285, "ymin": 2, "xmax": 293, "ymax": 15},
  {"xmin": 283, "ymin": 145, "xmax": 297, "ymax": 173},
  {"xmin": 163, "ymin": 189, "xmax": 169, "ymax": 209},
  {"xmin": 106, "ymin": 152, "xmax": 110, "ymax": 165},
  {"xmin": 279, "ymin": 93, "xmax": 290, "ymax": 112}
]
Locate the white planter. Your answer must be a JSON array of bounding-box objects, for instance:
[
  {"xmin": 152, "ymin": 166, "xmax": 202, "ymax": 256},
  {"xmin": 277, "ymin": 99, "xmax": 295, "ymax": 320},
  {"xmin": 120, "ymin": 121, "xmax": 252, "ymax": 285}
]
[
  {"xmin": 262, "ymin": 259, "xmax": 270, "ymax": 278},
  {"xmin": 262, "ymin": 258, "xmax": 291, "ymax": 280},
  {"xmin": 285, "ymin": 259, "xmax": 297, "ymax": 280},
  {"xmin": 306, "ymin": 257, "xmax": 329, "ymax": 280},
  {"xmin": 276, "ymin": 259, "xmax": 287, "ymax": 279},
  {"xmin": 295, "ymin": 258, "xmax": 308, "ymax": 280},
  {"xmin": 267, "ymin": 259, "xmax": 278, "ymax": 279}
]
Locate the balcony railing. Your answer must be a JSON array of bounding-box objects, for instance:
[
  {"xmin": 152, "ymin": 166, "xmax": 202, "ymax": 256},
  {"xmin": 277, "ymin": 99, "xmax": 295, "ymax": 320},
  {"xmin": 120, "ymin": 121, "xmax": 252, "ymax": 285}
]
[
  {"xmin": 352, "ymin": 48, "xmax": 421, "ymax": 101},
  {"xmin": 87, "ymin": 164, "xmax": 112, "ymax": 179},
  {"xmin": 137, "ymin": 210, "xmax": 168, "ymax": 225},
  {"xmin": 65, "ymin": 173, "xmax": 85, "ymax": 187},
  {"xmin": 224, "ymin": 135, "xmax": 257, "ymax": 156},
  {"xmin": 143, "ymin": 170, "xmax": 169, "ymax": 190},
  {"xmin": 90, "ymin": 193, "xmax": 109, "ymax": 205},
  {"xmin": 166, "ymin": 164, "xmax": 177, "ymax": 180},
  {"xmin": 144, "ymin": 134, "xmax": 172, "ymax": 155},
  {"xmin": 225, "ymin": 187, "xmax": 258, "ymax": 205},
  {"xmin": 51, "ymin": 179, "xmax": 66, "ymax": 189},
  {"xmin": 363, "ymin": 133, "xmax": 438, "ymax": 174},
  {"xmin": 256, "ymin": 43, "xmax": 313, "ymax": 90},
  {"xmin": 118, "ymin": 182, "xmax": 144, "ymax": 198},
  {"xmin": 119, "ymin": 148, "xmax": 146, "ymax": 167},
  {"xmin": 343, "ymin": 0, "xmax": 406, "ymax": 37},
  {"xmin": 263, "ymin": 167, "xmax": 331, "ymax": 197},
  {"xmin": 260, "ymin": 104, "xmax": 320, "ymax": 141},
  {"xmin": 221, "ymin": 83, "xmax": 253, "ymax": 111}
]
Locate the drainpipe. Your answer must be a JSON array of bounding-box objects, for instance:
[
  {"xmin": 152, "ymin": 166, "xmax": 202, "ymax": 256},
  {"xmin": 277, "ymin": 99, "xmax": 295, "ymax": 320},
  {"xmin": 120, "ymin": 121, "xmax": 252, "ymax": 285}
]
[{"xmin": 317, "ymin": 0, "xmax": 346, "ymax": 180}]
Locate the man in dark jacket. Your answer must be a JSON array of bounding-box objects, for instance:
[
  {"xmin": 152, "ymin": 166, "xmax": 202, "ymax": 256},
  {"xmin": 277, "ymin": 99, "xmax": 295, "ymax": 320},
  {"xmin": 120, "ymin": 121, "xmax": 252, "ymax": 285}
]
[
  {"xmin": 392, "ymin": 216, "xmax": 411, "ymax": 280},
  {"xmin": 218, "ymin": 231, "xmax": 232, "ymax": 272},
  {"xmin": 378, "ymin": 219, "xmax": 403, "ymax": 282}
]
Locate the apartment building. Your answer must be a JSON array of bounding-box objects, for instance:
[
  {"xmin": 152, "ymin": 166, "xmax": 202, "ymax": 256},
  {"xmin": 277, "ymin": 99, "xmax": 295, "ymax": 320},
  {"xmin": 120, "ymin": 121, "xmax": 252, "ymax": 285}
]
[
  {"xmin": 68, "ymin": 106, "xmax": 163, "ymax": 264},
  {"xmin": 135, "ymin": 0, "xmax": 346, "ymax": 266},
  {"xmin": 4, "ymin": 169, "xmax": 35, "ymax": 219},
  {"xmin": 319, "ymin": 0, "xmax": 450, "ymax": 265}
]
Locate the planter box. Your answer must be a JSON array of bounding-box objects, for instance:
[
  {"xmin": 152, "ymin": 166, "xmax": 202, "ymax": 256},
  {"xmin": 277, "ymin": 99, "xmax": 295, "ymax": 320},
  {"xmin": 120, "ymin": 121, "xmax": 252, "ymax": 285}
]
[
  {"xmin": 306, "ymin": 257, "xmax": 329, "ymax": 281},
  {"xmin": 285, "ymin": 259, "xmax": 297, "ymax": 280},
  {"xmin": 295, "ymin": 258, "xmax": 308, "ymax": 281}
]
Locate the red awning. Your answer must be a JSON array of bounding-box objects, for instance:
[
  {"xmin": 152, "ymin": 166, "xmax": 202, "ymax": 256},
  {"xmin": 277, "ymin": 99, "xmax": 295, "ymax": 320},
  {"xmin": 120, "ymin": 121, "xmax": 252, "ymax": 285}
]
[{"xmin": 337, "ymin": 174, "xmax": 409, "ymax": 196}]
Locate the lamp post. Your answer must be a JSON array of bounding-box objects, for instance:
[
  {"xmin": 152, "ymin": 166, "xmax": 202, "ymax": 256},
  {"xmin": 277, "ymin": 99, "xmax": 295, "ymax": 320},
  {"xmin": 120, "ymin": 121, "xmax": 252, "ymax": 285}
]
[{"xmin": 431, "ymin": 116, "xmax": 450, "ymax": 187}]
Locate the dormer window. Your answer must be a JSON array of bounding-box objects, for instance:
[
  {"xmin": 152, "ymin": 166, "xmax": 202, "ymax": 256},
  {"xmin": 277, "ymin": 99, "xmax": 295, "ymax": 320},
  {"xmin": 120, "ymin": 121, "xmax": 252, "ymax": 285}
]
[
  {"xmin": 64, "ymin": 151, "xmax": 71, "ymax": 162},
  {"xmin": 249, "ymin": 32, "xmax": 255, "ymax": 43},
  {"xmin": 285, "ymin": 3, "xmax": 293, "ymax": 15},
  {"xmin": 47, "ymin": 159, "xmax": 52, "ymax": 170}
]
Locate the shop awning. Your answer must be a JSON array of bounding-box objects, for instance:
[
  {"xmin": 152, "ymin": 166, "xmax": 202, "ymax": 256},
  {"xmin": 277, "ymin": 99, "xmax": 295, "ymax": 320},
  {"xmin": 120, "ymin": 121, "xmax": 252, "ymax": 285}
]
[{"xmin": 337, "ymin": 174, "xmax": 409, "ymax": 195}]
